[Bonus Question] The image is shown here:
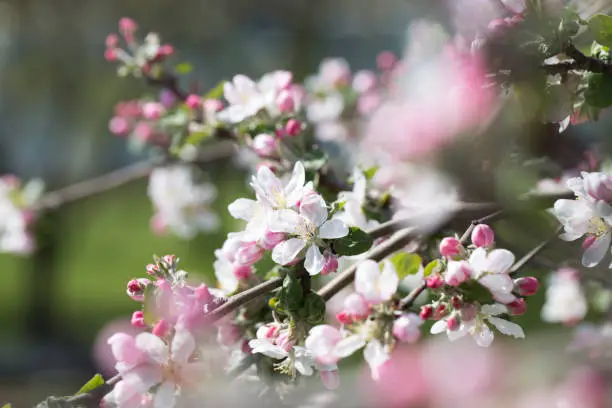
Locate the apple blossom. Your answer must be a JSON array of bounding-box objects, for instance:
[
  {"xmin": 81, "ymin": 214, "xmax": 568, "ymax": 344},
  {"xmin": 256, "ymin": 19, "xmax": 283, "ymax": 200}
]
[
  {"xmin": 471, "ymin": 224, "xmax": 495, "ymax": 248},
  {"xmin": 467, "ymin": 247, "xmax": 517, "ymax": 304},
  {"xmin": 354, "ymin": 260, "xmax": 399, "ymax": 304},
  {"xmin": 305, "ymin": 325, "xmax": 365, "ymax": 366},
  {"xmin": 250, "ymin": 161, "xmax": 306, "ymax": 211},
  {"xmin": 392, "ymin": 314, "xmax": 423, "ymax": 343},
  {"xmin": 541, "ymin": 268, "xmax": 587, "ymax": 324}
]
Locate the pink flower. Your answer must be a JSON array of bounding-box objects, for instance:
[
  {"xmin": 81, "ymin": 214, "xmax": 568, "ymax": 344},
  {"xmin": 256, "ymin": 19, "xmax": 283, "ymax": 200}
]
[
  {"xmin": 393, "ymin": 314, "xmax": 423, "ymax": 343},
  {"xmin": 131, "ymin": 311, "xmax": 145, "ymax": 328},
  {"xmin": 340, "ymin": 293, "xmax": 370, "ymax": 321},
  {"xmin": 141, "ymin": 102, "xmax": 164, "ymax": 120},
  {"xmin": 439, "ymin": 236, "xmax": 463, "ymax": 258},
  {"xmin": 276, "ymin": 90, "xmax": 295, "ymax": 113},
  {"xmin": 444, "ymin": 260, "xmax": 472, "ymax": 286},
  {"xmin": 305, "ymin": 325, "xmax": 365, "ymax": 366},
  {"xmin": 109, "ymin": 116, "xmax": 130, "ymax": 136}
]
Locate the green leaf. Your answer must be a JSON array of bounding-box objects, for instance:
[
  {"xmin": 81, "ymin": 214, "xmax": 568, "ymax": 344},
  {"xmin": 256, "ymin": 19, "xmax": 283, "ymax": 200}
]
[
  {"xmin": 304, "ymin": 292, "xmax": 326, "ymax": 324},
  {"xmin": 588, "ymin": 14, "xmax": 612, "ymax": 48},
  {"xmin": 584, "ymin": 73, "xmax": 612, "ymax": 108},
  {"xmin": 175, "ymin": 62, "xmax": 193, "ymax": 75},
  {"xmin": 74, "ymin": 374, "xmax": 105, "ymax": 395},
  {"xmin": 184, "ymin": 129, "xmax": 212, "ymax": 146},
  {"xmin": 332, "ymin": 227, "xmax": 373, "ymax": 256},
  {"xmin": 302, "ymin": 149, "xmax": 328, "ymax": 171},
  {"xmin": 460, "ymin": 280, "xmax": 494, "ymax": 304},
  {"xmin": 204, "ymin": 80, "xmax": 226, "ymax": 100},
  {"xmin": 142, "ymin": 283, "xmax": 158, "ymax": 326},
  {"xmin": 390, "ymin": 252, "xmax": 422, "ymax": 280},
  {"xmin": 279, "ymin": 272, "xmax": 304, "ymax": 313},
  {"xmin": 423, "ymin": 259, "xmax": 441, "ymax": 277},
  {"xmin": 362, "ymin": 166, "xmax": 379, "ymax": 181},
  {"xmin": 328, "ymin": 200, "xmax": 346, "ymax": 217}
]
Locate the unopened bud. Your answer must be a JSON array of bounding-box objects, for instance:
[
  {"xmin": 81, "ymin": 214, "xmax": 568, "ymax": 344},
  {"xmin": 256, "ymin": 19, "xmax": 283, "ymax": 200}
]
[
  {"xmin": 439, "ymin": 237, "xmax": 463, "ymax": 258},
  {"xmin": 141, "ymin": 102, "xmax": 164, "ymax": 120},
  {"xmin": 393, "ymin": 313, "xmax": 422, "ymax": 343},
  {"xmin": 152, "ymin": 319, "xmax": 169, "ymax": 337},
  {"xmin": 447, "ymin": 315, "xmax": 461, "ymax": 331},
  {"xmin": 106, "ymin": 34, "xmax": 119, "ymax": 48},
  {"xmin": 451, "ymin": 296, "xmax": 462, "ymax": 309},
  {"xmin": 471, "ymin": 224, "xmax": 494, "ymax": 248},
  {"xmin": 434, "ymin": 304, "xmax": 448, "ymax": 320},
  {"xmin": 119, "ymin": 17, "xmax": 138, "ymax": 35},
  {"xmin": 131, "ymin": 310, "xmax": 145, "ymax": 328},
  {"xmin": 426, "ymin": 275, "xmax": 444, "ymax": 289},
  {"xmin": 276, "ymin": 90, "xmax": 295, "ymax": 113},
  {"xmin": 108, "ymin": 116, "xmax": 129, "ymax": 136},
  {"xmin": 508, "ymin": 298, "xmax": 527, "ymax": 316},
  {"xmin": 185, "ymin": 94, "xmax": 202, "ymax": 110},
  {"xmin": 420, "ymin": 305, "xmax": 433, "ymax": 320},
  {"xmin": 145, "ymin": 263, "xmax": 160, "ymax": 276},
  {"xmin": 514, "ymin": 277, "xmax": 539, "ymax": 296},
  {"xmin": 285, "ymin": 119, "xmax": 301, "ymax": 136},
  {"xmin": 232, "ymin": 264, "xmax": 252, "ymax": 280},
  {"xmin": 126, "ymin": 278, "xmax": 150, "ymax": 302},
  {"xmin": 321, "ymin": 251, "xmax": 339, "ymax": 275},
  {"xmin": 336, "ymin": 311, "xmax": 353, "ymax": 325},
  {"xmin": 252, "ymin": 133, "xmax": 278, "ymax": 157},
  {"xmin": 157, "ymin": 44, "xmax": 174, "ymax": 58},
  {"xmin": 104, "ymin": 48, "xmax": 118, "ymax": 62},
  {"xmin": 376, "ymin": 51, "xmax": 398, "ymax": 71},
  {"xmin": 162, "ymin": 254, "xmax": 176, "ymax": 266}
]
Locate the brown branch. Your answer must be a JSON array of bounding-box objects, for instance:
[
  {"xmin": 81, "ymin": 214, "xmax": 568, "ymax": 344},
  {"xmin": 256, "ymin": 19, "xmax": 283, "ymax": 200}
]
[
  {"xmin": 144, "ymin": 72, "xmax": 188, "ymax": 101},
  {"xmin": 399, "ymin": 282, "xmax": 427, "ymax": 310},
  {"xmin": 509, "ymin": 224, "xmax": 563, "ymax": 276}
]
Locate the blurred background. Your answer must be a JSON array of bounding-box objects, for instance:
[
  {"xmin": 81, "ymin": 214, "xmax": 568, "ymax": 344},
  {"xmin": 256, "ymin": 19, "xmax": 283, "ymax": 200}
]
[
  {"xmin": 0, "ymin": 0, "xmax": 431, "ymax": 404},
  {"xmin": 1, "ymin": 0, "xmax": 610, "ymax": 405}
]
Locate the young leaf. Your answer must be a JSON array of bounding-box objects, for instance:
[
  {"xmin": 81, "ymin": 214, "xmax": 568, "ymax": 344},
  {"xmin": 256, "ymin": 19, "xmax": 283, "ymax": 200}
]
[
  {"xmin": 362, "ymin": 166, "xmax": 379, "ymax": 181},
  {"xmin": 174, "ymin": 62, "xmax": 193, "ymax": 75},
  {"xmin": 304, "ymin": 292, "xmax": 327, "ymax": 324},
  {"xmin": 390, "ymin": 252, "xmax": 422, "ymax": 280},
  {"xmin": 423, "ymin": 259, "xmax": 441, "ymax": 277},
  {"xmin": 332, "ymin": 227, "xmax": 373, "ymax": 256},
  {"xmin": 585, "ymin": 73, "xmax": 612, "ymax": 108},
  {"xmin": 74, "ymin": 374, "xmax": 105, "ymax": 395},
  {"xmin": 204, "ymin": 80, "xmax": 226, "ymax": 100},
  {"xmin": 588, "ymin": 14, "xmax": 612, "ymax": 48}
]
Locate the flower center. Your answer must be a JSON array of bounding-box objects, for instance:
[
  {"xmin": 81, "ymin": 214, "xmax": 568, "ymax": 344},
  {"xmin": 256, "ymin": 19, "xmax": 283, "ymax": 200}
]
[{"xmin": 295, "ymin": 217, "xmax": 316, "ymax": 241}]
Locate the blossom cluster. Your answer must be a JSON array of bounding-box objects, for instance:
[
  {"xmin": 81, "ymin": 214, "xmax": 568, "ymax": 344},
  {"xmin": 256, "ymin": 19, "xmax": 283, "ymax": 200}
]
[{"xmin": 0, "ymin": 175, "xmax": 43, "ymax": 255}]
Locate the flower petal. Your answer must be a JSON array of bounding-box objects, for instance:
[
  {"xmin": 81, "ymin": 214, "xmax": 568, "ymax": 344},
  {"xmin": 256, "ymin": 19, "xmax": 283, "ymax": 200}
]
[
  {"xmin": 487, "ymin": 317, "xmax": 525, "ymax": 339},
  {"xmin": 354, "ymin": 260, "xmax": 381, "ymax": 302},
  {"xmin": 154, "ymin": 381, "xmax": 176, "ymax": 408},
  {"xmin": 228, "ymin": 198, "xmax": 257, "ymax": 221},
  {"xmin": 480, "ymin": 303, "xmax": 507, "ymax": 316},
  {"xmin": 378, "ymin": 260, "xmax": 399, "ymax": 301},
  {"xmin": 171, "ymin": 328, "xmax": 196, "ymax": 365},
  {"xmin": 319, "ymin": 219, "xmax": 349, "ymax": 239},
  {"xmin": 582, "ymin": 231, "xmax": 611, "ymax": 268},
  {"xmin": 430, "ymin": 320, "xmax": 447, "ymax": 335},
  {"xmin": 468, "ymin": 247, "xmax": 488, "ymax": 276},
  {"xmin": 136, "ymin": 333, "xmax": 169, "ymax": 364},
  {"xmin": 300, "ymin": 194, "xmax": 329, "ymax": 227},
  {"xmin": 473, "ymin": 323, "xmax": 494, "ymax": 347},
  {"xmin": 334, "ymin": 335, "xmax": 366, "ymax": 358},
  {"xmin": 305, "ymin": 244, "xmax": 325, "ymax": 275},
  {"xmin": 272, "ymin": 238, "xmax": 306, "ymax": 265},
  {"xmin": 249, "ymin": 339, "xmax": 288, "ymax": 359},
  {"xmin": 268, "ymin": 209, "xmax": 301, "ymax": 234},
  {"xmin": 284, "ymin": 162, "xmax": 306, "ymax": 207},
  {"xmin": 479, "ymin": 273, "xmax": 514, "ymax": 295},
  {"xmin": 485, "ymin": 249, "xmax": 515, "ymax": 274}
]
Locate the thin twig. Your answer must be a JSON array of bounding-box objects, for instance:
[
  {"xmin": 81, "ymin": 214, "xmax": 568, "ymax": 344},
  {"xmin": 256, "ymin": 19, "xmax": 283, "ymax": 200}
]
[
  {"xmin": 509, "ymin": 225, "xmax": 563, "ymax": 276},
  {"xmin": 399, "ymin": 282, "xmax": 427, "ymax": 310},
  {"xmin": 459, "ymin": 209, "xmax": 505, "ymax": 244}
]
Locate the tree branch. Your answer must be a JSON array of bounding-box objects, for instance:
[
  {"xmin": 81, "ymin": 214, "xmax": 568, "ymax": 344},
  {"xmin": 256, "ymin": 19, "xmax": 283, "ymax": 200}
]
[
  {"xmin": 544, "ymin": 43, "xmax": 612, "ymax": 76},
  {"xmin": 509, "ymin": 225, "xmax": 563, "ymax": 276}
]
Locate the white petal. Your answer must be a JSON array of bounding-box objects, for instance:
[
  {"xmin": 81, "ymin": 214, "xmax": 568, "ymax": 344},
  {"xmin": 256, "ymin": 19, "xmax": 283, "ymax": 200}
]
[
  {"xmin": 268, "ymin": 209, "xmax": 302, "ymax": 234},
  {"xmin": 480, "ymin": 303, "xmax": 507, "ymax": 316},
  {"xmin": 354, "ymin": 260, "xmax": 381, "ymax": 302},
  {"xmin": 272, "ymin": 238, "xmax": 306, "ymax": 265},
  {"xmin": 319, "ymin": 219, "xmax": 349, "ymax": 239},
  {"xmin": 305, "ymin": 244, "xmax": 325, "ymax": 275},
  {"xmin": 447, "ymin": 325, "xmax": 469, "ymax": 341},
  {"xmin": 491, "ymin": 290, "xmax": 517, "ymax": 304},
  {"xmin": 485, "ymin": 249, "xmax": 515, "ymax": 274},
  {"xmin": 249, "ymin": 339, "xmax": 288, "ymax": 359},
  {"xmin": 154, "ymin": 381, "xmax": 176, "ymax": 408},
  {"xmin": 171, "ymin": 329, "xmax": 196, "ymax": 365},
  {"xmin": 430, "ymin": 320, "xmax": 447, "ymax": 335},
  {"xmin": 300, "ymin": 194, "xmax": 329, "ymax": 227},
  {"xmin": 479, "ymin": 274, "xmax": 514, "ymax": 295},
  {"xmin": 473, "ymin": 324, "xmax": 494, "ymax": 347},
  {"xmin": 363, "ymin": 339, "xmax": 389, "ymax": 371},
  {"xmin": 334, "ymin": 335, "xmax": 366, "ymax": 358},
  {"xmin": 253, "ymin": 166, "xmax": 284, "ymax": 207},
  {"xmin": 228, "ymin": 198, "xmax": 257, "ymax": 221},
  {"xmin": 214, "ymin": 258, "xmax": 239, "ymax": 294},
  {"xmin": 122, "ymin": 365, "xmax": 163, "ymax": 393},
  {"xmin": 468, "ymin": 247, "xmax": 488, "ymax": 276},
  {"xmin": 378, "ymin": 261, "xmax": 399, "ymax": 301},
  {"xmin": 487, "ymin": 317, "xmax": 525, "ymax": 339},
  {"xmin": 582, "ymin": 231, "xmax": 611, "ymax": 268},
  {"xmin": 136, "ymin": 333, "xmax": 169, "ymax": 364},
  {"xmin": 284, "ymin": 162, "xmax": 306, "ymax": 207}
]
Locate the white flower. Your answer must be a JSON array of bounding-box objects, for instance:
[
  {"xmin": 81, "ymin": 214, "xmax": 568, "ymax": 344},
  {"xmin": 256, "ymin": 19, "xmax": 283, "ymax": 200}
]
[
  {"xmin": 251, "ymin": 161, "xmax": 306, "ymax": 210},
  {"xmin": 363, "ymin": 339, "xmax": 390, "ymax": 381},
  {"xmin": 431, "ymin": 304, "xmax": 525, "ymax": 347},
  {"xmin": 467, "ymin": 248, "xmax": 516, "ymax": 304},
  {"xmin": 334, "ymin": 168, "xmax": 379, "ymax": 231},
  {"xmin": 218, "ymin": 75, "xmax": 266, "ymax": 123},
  {"xmin": 354, "ymin": 260, "xmax": 399, "ymax": 304},
  {"xmin": 305, "ymin": 325, "xmax": 366, "ymax": 366},
  {"xmin": 148, "ymin": 166, "xmax": 219, "ymax": 239},
  {"xmin": 269, "ymin": 193, "xmax": 348, "ymax": 275},
  {"xmin": 0, "ymin": 177, "xmax": 42, "ymax": 255},
  {"xmin": 541, "ymin": 268, "xmax": 587, "ymax": 324}
]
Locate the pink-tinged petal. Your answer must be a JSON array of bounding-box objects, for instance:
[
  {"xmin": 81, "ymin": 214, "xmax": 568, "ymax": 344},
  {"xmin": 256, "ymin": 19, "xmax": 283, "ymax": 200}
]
[
  {"xmin": 485, "ymin": 249, "xmax": 515, "ymax": 274},
  {"xmin": 109, "ymin": 380, "xmax": 141, "ymax": 406},
  {"xmin": 233, "ymin": 74, "xmax": 257, "ymax": 93},
  {"xmin": 479, "ymin": 273, "xmax": 514, "ymax": 294},
  {"xmin": 487, "ymin": 317, "xmax": 525, "ymax": 339},
  {"xmin": 319, "ymin": 219, "xmax": 349, "ymax": 239},
  {"xmin": 135, "ymin": 333, "xmax": 169, "ymax": 365},
  {"xmin": 252, "ymin": 166, "xmax": 284, "ymax": 207},
  {"xmin": 271, "ymin": 238, "xmax": 306, "ymax": 265},
  {"xmin": 430, "ymin": 320, "xmax": 448, "ymax": 334},
  {"xmin": 355, "ymin": 260, "xmax": 381, "ymax": 302},
  {"xmin": 447, "ymin": 324, "xmax": 469, "ymax": 342},
  {"xmin": 249, "ymin": 339, "xmax": 288, "ymax": 359},
  {"xmin": 300, "ymin": 194, "xmax": 329, "ymax": 227},
  {"xmin": 334, "ymin": 335, "xmax": 366, "ymax": 358},
  {"xmin": 363, "ymin": 340, "xmax": 390, "ymax": 381},
  {"xmin": 171, "ymin": 329, "xmax": 196, "ymax": 365},
  {"xmin": 378, "ymin": 261, "xmax": 399, "ymax": 301},
  {"xmin": 122, "ymin": 365, "xmax": 163, "ymax": 393},
  {"xmin": 284, "ymin": 162, "xmax": 306, "ymax": 206},
  {"xmin": 491, "ymin": 290, "xmax": 516, "ymax": 304},
  {"xmin": 268, "ymin": 210, "xmax": 301, "ymax": 234},
  {"xmin": 473, "ymin": 324, "xmax": 494, "ymax": 347},
  {"xmin": 228, "ymin": 198, "xmax": 257, "ymax": 221},
  {"xmin": 582, "ymin": 231, "xmax": 611, "ymax": 268},
  {"xmin": 153, "ymin": 381, "xmax": 176, "ymax": 408},
  {"xmin": 305, "ymin": 244, "xmax": 325, "ymax": 275}
]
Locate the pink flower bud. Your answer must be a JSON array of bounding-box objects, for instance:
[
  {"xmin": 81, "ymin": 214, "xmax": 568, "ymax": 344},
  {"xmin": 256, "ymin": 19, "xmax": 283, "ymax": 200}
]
[
  {"xmin": 426, "ymin": 275, "xmax": 444, "ymax": 289},
  {"xmin": 257, "ymin": 161, "xmax": 279, "ymax": 174},
  {"xmin": 276, "ymin": 332, "xmax": 295, "ymax": 352},
  {"xmin": 514, "ymin": 276, "xmax": 539, "ymax": 296},
  {"xmin": 131, "ymin": 311, "xmax": 145, "ymax": 327},
  {"xmin": 321, "ymin": 251, "xmax": 339, "ymax": 276},
  {"xmin": 106, "ymin": 34, "xmax": 119, "ymax": 48},
  {"xmin": 434, "ymin": 304, "xmax": 447, "ymax": 320},
  {"xmin": 119, "ymin": 17, "xmax": 138, "ymax": 36},
  {"xmin": 104, "ymin": 48, "xmax": 118, "ymax": 62},
  {"xmin": 508, "ymin": 298, "xmax": 527, "ymax": 316},
  {"xmin": 141, "ymin": 102, "xmax": 164, "ymax": 120},
  {"xmin": 133, "ymin": 122, "xmax": 153, "ymax": 142},
  {"xmin": 232, "ymin": 264, "xmax": 253, "ymax": 280},
  {"xmin": 450, "ymin": 296, "xmax": 462, "ymax": 309},
  {"xmin": 126, "ymin": 278, "xmax": 150, "ymax": 302},
  {"xmin": 185, "ymin": 94, "xmax": 202, "ymax": 109},
  {"xmin": 217, "ymin": 324, "xmax": 243, "ymax": 346},
  {"xmin": 320, "ymin": 368, "xmax": 340, "ymax": 390},
  {"xmin": 471, "ymin": 224, "xmax": 494, "ymax": 248},
  {"xmin": 376, "ymin": 51, "xmax": 398, "ymax": 71},
  {"xmin": 252, "ymin": 133, "xmax": 278, "ymax": 157},
  {"xmin": 162, "ymin": 254, "xmax": 176, "ymax": 266},
  {"xmin": 260, "ymin": 230, "xmax": 285, "ymax": 250},
  {"xmin": 157, "ymin": 44, "xmax": 174, "ymax": 58},
  {"xmin": 446, "ymin": 315, "xmax": 460, "ymax": 331},
  {"xmin": 336, "ymin": 311, "xmax": 353, "ymax": 325},
  {"xmin": 352, "ymin": 70, "xmax": 377, "ymax": 94},
  {"xmin": 145, "ymin": 263, "xmax": 160, "ymax": 276},
  {"xmin": 235, "ymin": 242, "xmax": 264, "ymax": 265},
  {"xmin": 195, "ymin": 284, "xmax": 213, "ymax": 304},
  {"xmin": 276, "ymin": 90, "xmax": 295, "ymax": 113},
  {"xmin": 445, "ymin": 261, "xmax": 472, "ymax": 286},
  {"xmin": 152, "ymin": 319, "xmax": 169, "ymax": 337},
  {"xmin": 393, "ymin": 314, "xmax": 422, "ymax": 343},
  {"xmin": 285, "ymin": 119, "xmax": 301, "ymax": 137},
  {"xmin": 419, "ymin": 305, "xmax": 433, "ymax": 320},
  {"xmin": 108, "ymin": 116, "xmax": 130, "ymax": 136},
  {"xmin": 439, "ymin": 237, "xmax": 463, "ymax": 258},
  {"xmin": 203, "ymin": 99, "xmax": 224, "ymax": 112}
]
